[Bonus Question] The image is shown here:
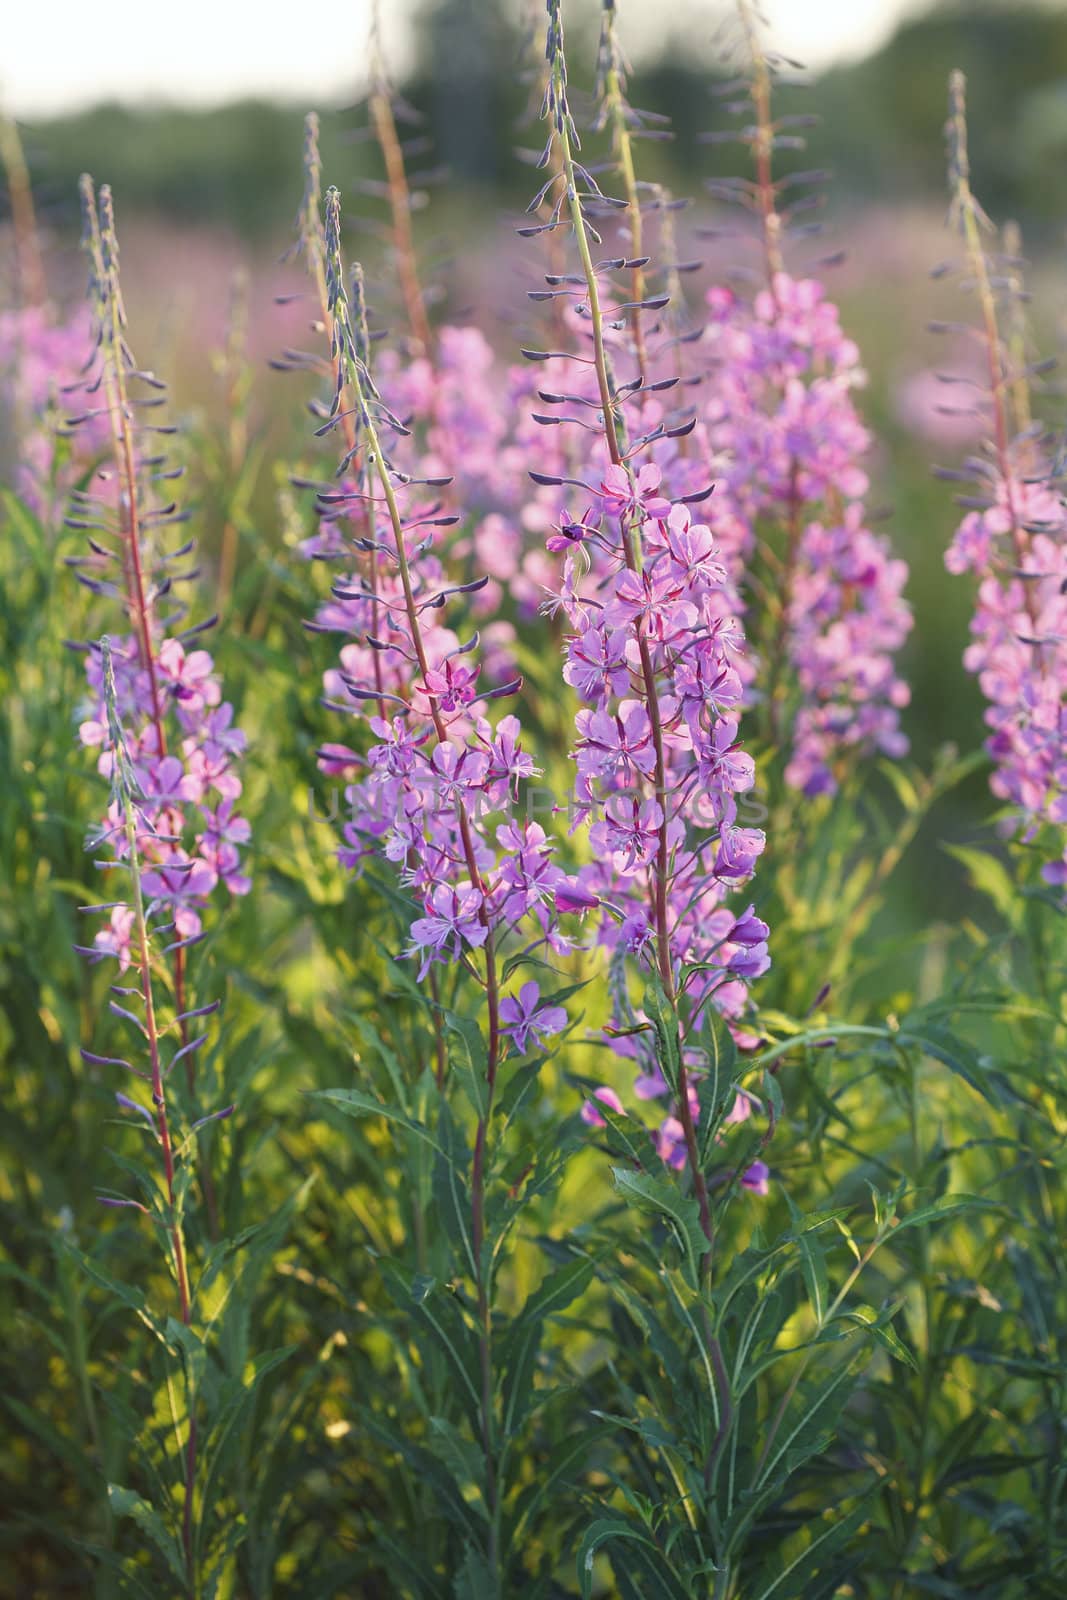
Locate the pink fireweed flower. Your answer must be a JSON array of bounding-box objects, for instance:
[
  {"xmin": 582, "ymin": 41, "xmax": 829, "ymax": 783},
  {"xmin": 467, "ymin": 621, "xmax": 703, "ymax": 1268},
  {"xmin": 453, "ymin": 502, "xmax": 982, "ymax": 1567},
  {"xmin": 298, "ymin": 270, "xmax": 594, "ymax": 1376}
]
[
  {"xmin": 303, "ymin": 188, "xmax": 575, "ymax": 1009},
  {"xmin": 0, "ymin": 302, "xmax": 110, "ymax": 517},
  {"xmin": 72, "ymin": 181, "xmax": 250, "ymax": 977},
  {"xmin": 499, "ymin": 981, "xmax": 568, "ymax": 1055},
  {"xmin": 563, "ymin": 622, "xmax": 632, "ymax": 705},
  {"xmin": 554, "ymin": 876, "xmax": 601, "ymax": 915},
  {"xmin": 741, "ymin": 1160, "xmax": 771, "ymax": 1195},
  {"xmin": 946, "ymin": 472, "xmax": 1067, "ymax": 882},
  {"xmin": 725, "ymin": 1089, "xmax": 760, "ymax": 1125},
  {"xmin": 91, "ymin": 904, "xmax": 136, "ymax": 970},
  {"xmin": 937, "ymin": 75, "xmax": 1067, "ymax": 888},
  {"xmin": 580, "ymin": 1085, "xmax": 626, "ymax": 1128},
  {"xmin": 542, "ymin": 411, "xmax": 772, "ymax": 1161},
  {"xmin": 701, "ymin": 274, "xmax": 912, "ymax": 793},
  {"xmin": 599, "ymin": 461, "xmax": 671, "ymax": 522},
  {"xmin": 689, "ymin": 33, "xmax": 912, "ymax": 791},
  {"xmin": 407, "ymin": 883, "xmax": 489, "ymax": 977},
  {"xmin": 525, "ymin": 3, "xmax": 772, "ymax": 1196},
  {"xmin": 157, "ymin": 640, "xmax": 220, "ymax": 712}
]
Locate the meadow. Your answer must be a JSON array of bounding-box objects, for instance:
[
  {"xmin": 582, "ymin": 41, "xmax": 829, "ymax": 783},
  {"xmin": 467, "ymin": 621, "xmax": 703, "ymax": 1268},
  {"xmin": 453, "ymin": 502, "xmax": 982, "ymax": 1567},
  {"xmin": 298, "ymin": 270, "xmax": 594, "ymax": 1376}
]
[{"xmin": 1, "ymin": 3, "xmax": 1065, "ymax": 1597}]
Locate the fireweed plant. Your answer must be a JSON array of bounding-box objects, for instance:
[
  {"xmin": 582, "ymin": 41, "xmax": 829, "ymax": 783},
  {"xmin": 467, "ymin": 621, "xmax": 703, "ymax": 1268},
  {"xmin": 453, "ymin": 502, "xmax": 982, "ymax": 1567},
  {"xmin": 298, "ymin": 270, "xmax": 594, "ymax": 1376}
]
[
  {"xmin": 0, "ymin": 118, "xmax": 109, "ymax": 520},
  {"xmin": 4, "ymin": 7, "xmax": 1067, "ymax": 1600},
  {"xmin": 297, "ymin": 180, "xmax": 606, "ymax": 1587},
  {"xmin": 71, "ymin": 180, "xmax": 249, "ymax": 1193},
  {"xmin": 531, "ymin": 0, "xmax": 772, "ymax": 1197},
  {"xmin": 697, "ymin": 8, "xmax": 914, "ymax": 800},
  {"xmin": 472, "ymin": 8, "xmax": 981, "ymax": 1596},
  {"xmin": 681, "ymin": 6, "xmax": 954, "ymax": 1027},
  {"xmin": 48, "ymin": 180, "xmax": 304, "ymax": 1597},
  {"xmin": 938, "ymin": 72, "xmax": 1067, "ymax": 887}
]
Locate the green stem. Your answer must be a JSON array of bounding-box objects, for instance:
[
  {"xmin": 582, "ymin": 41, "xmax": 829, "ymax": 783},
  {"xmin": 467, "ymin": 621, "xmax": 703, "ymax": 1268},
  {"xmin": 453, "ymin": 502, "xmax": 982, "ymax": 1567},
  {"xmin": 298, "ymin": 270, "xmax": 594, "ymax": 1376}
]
[{"xmin": 118, "ymin": 778, "xmax": 197, "ymax": 1592}]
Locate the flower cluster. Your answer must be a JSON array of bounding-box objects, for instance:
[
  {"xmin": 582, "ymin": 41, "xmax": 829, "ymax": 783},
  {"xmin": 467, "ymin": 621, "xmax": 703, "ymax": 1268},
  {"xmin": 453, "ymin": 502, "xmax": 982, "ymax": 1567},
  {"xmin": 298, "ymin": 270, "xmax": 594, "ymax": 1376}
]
[
  {"xmin": 939, "ymin": 70, "xmax": 1067, "ymax": 888},
  {"xmin": 79, "ymin": 637, "xmax": 249, "ymax": 966},
  {"xmin": 0, "ymin": 303, "xmax": 109, "ymax": 516},
  {"xmin": 311, "ymin": 187, "xmax": 570, "ymax": 1044},
  {"xmin": 71, "ymin": 179, "xmax": 249, "ymax": 971},
  {"xmin": 378, "ymin": 325, "xmax": 523, "ymax": 512},
  {"xmin": 945, "ymin": 458, "xmax": 1067, "ymax": 883},
  {"xmin": 703, "ymin": 276, "xmax": 912, "ymax": 794},
  {"xmin": 554, "ymin": 470, "xmax": 770, "ymax": 1047},
  {"xmin": 531, "ymin": 2, "xmax": 771, "ymax": 1192}
]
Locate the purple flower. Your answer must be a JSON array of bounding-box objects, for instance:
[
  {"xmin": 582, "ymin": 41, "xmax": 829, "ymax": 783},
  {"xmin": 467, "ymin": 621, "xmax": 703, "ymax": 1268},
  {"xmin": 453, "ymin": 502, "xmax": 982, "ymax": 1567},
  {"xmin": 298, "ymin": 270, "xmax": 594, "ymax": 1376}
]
[
  {"xmin": 741, "ymin": 1160, "xmax": 770, "ymax": 1196},
  {"xmin": 724, "ymin": 1090, "xmax": 759, "ymax": 1125},
  {"xmin": 406, "ymin": 883, "xmax": 488, "ymax": 978},
  {"xmin": 944, "ymin": 473, "xmax": 1067, "ymax": 881},
  {"xmin": 554, "ymin": 876, "xmax": 601, "ymax": 915},
  {"xmin": 580, "ymin": 1085, "xmax": 626, "ymax": 1127},
  {"xmin": 546, "ymin": 508, "xmax": 594, "ymax": 554},
  {"xmin": 563, "ymin": 622, "xmax": 631, "ymax": 705},
  {"xmin": 484, "ymin": 714, "xmax": 537, "ymax": 792},
  {"xmin": 731, "ymin": 906, "xmax": 770, "ymax": 947},
  {"xmin": 599, "ymin": 461, "xmax": 670, "ymax": 522},
  {"xmin": 702, "ymin": 274, "xmax": 911, "ymax": 791},
  {"xmin": 499, "ymin": 981, "xmax": 567, "ymax": 1054},
  {"xmin": 714, "ymin": 826, "xmax": 766, "ymax": 884}
]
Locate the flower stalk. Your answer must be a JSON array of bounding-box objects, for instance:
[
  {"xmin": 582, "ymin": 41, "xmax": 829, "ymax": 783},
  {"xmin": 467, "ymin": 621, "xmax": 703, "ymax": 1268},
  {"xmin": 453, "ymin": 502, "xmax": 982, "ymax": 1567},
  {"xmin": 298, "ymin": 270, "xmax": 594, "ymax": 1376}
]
[
  {"xmin": 323, "ymin": 184, "xmax": 511, "ymax": 1562},
  {"xmin": 98, "ymin": 637, "xmax": 198, "ymax": 1589}
]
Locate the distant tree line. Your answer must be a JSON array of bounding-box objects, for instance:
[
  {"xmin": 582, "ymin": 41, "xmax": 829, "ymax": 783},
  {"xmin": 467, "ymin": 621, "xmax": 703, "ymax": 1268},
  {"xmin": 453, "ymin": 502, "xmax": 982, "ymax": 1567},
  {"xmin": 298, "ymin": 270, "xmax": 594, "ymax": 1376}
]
[{"xmin": 8, "ymin": 1, "xmax": 1067, "ymax": 244}]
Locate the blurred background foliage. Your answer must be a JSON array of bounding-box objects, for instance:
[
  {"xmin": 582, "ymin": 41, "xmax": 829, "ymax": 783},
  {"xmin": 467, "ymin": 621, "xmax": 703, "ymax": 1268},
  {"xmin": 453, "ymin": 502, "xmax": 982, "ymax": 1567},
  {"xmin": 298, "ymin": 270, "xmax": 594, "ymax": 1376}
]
[{"xmin": 9, "ymin": 2, "xmax": 1067, "ymax": 238}]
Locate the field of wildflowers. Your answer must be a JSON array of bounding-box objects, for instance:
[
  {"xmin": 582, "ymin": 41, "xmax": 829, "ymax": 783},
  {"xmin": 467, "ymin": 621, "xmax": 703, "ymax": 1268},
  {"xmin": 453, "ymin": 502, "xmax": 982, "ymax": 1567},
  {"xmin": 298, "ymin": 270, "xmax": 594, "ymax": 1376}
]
[{"xmin": 2, "ymin": 3, "xmax": 1065, "ymax": 1596}]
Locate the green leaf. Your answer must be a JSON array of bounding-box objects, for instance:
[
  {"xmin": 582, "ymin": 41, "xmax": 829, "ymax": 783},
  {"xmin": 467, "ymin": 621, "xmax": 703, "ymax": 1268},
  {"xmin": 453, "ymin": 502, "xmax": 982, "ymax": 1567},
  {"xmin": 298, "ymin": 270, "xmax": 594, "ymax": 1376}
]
[
  {"xmin": 108, "ymin": 1485, "xmax": 188, "ymax": 1586},
  {"xmin": 594, "ymin": 1101, "xmax": 653, "ymax": 1169},
  {"xmin": 500, "ymin": 1314, "xmax": 542, "ymax": 1436},
  {"xmin": 879, "ymin": 759, "xmax": 921, "ymax": 813},
  {"xmin": 379, "ymin": 1261, "xmax": 482, "ymax": 1429},
  {"xmin": 578, "ymin": 1517, "xmax": 690, "ymax": 1600},
  {"xmin": 942, "ymin": 843, "xmax": 1017, "ymax": 920},
  {"xmin": 499, "ymin": 1257, "xmax": 595, "ymax": 1434},
  {"xmin": 642, "ymin": 971, "xmax": 682, "ymax": 1096},
  {"xmin": 515, "ymin": 1256, "xmax": 595, "ymax": 1329},
  {"xmin": 838, "ymin": 1305, "xmax": 917, "ymax": 1370},
  {"xmin": 373, "ymin": 1535, "xmax": 449, "ymax": 1600},
  {"xmin": 62, "ymin": 1244, "xmax": 163, "ymax": 1339},
  {"xmin": 434, "ymin": 1103, "xmax": 477, "ymax": 1278},
  {"xmin": 443, "ymin": 1008, "xmax": 489, "ymax": 1117},
  {"xmin": 611, "ymin": 1167, "xmax": 707, "ymax": 1288},
  {"xmin": 311, "ymin": 1088, "xmax": 447, "ymax": 1157},
  {"xmin": 495, "ymin": 1059, "xmax": 542, "ymax": 1133},
  {"xmin": 196, "ymin": 1346, "xmax": 296, "ymax": 1567},
  {"xmin": 344, "ymin": 1010, "xmax": 409, "ymax": 1110},
  {"xmin": 425, "ymin": 1416, "xmax": 488, "ymax": 1521},
  {"xmin": 164, "ymin": 1315, "xmax": 208, "ymax": 1395},
  {"xmin": 4, "ymin": 1396, "xmax": 102, "ymax": 1494},
  {"xmin": 750, "ymin": 1491, "xmax": 875, "ymax": 1600},
  {"xmin": 752, "ymin": 1359, "xmax": 859, "ymax": 1494},
  {"xmin": 361, "ymin": 1411, "xmax": 484, "ymax": 1541},
  {"xmin": 891, "ymin": 1193, "xmax": 1001, "ymax": 1236},
  {"xmin": 453, "ymin": 1542, "xmax": 498, "ymax": 1600},
  {"xmin": 508, "ymin": 1427, "xmax": 610, "ymax": 1549},
  {"xmin": 696, "ymin": 1012, "xmax": 740, "ymax": 1163},
  {"xmin": 368, "ymin": 934, "xmax": 436, "ymax": 1012},
  {"xmin": 785, "ymin": 1196, "xmax": 830, "ymax": 1325},
  {"xmin": 599, "ymin": 1273, "xmax": 688, "ymax": 1391},
  {"xmin": 897, "ymin": 1021, "xmax": 1009, "ymax": 1107}
]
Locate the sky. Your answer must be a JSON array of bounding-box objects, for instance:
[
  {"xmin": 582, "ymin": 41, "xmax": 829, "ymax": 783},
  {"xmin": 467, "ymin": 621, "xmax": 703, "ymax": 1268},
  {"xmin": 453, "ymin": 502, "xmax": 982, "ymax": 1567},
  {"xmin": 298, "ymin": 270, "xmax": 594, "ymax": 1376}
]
[{"xmin": 4, "ymin": 0, "xmax": 924, "ymax": 118}]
